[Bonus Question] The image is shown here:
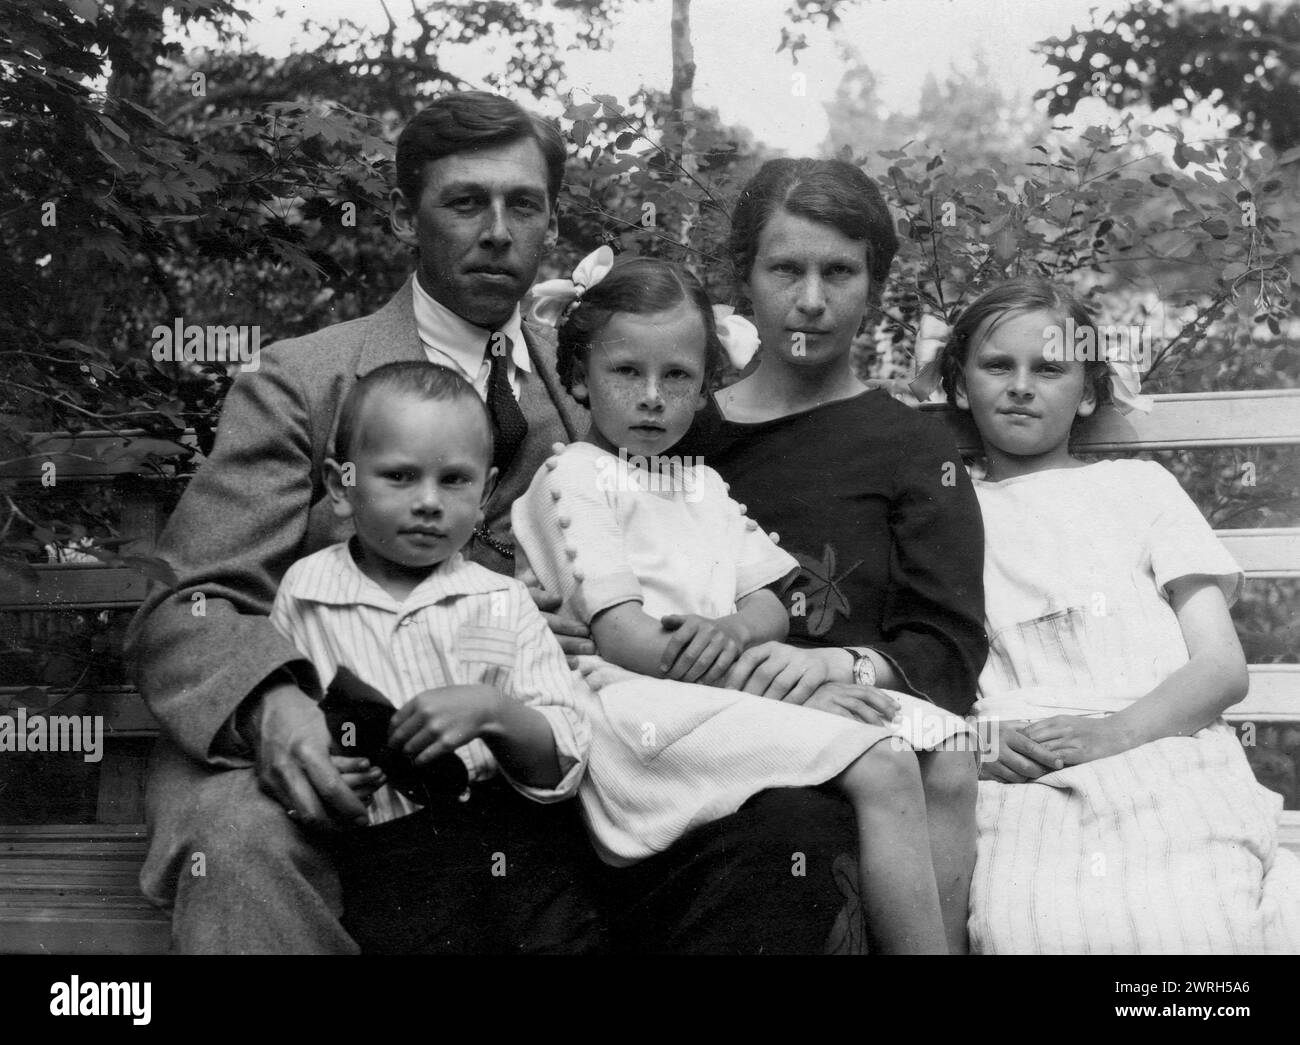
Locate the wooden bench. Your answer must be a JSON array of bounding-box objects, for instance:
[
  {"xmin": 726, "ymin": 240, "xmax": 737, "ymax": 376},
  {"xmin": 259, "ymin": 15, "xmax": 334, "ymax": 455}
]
[{"xmin": 1, "ymin": 390, "xmax": 1298, "ymax": 953}]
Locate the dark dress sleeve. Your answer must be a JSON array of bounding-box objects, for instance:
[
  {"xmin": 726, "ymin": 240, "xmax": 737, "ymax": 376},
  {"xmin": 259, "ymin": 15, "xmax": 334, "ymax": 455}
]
[{"xmin": 875, "ymin": 414, "xmax": 987, "ymax": 715}]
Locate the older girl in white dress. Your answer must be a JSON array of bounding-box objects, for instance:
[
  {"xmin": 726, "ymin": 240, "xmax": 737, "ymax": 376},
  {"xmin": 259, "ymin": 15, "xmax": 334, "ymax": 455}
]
[
  {"xmin": 513, "ymin": 251, "xmax": 971, "ymax": 954},
  {"xmin": 939, "ymin": 277, "xmax": 1300, "ymax": 953}
]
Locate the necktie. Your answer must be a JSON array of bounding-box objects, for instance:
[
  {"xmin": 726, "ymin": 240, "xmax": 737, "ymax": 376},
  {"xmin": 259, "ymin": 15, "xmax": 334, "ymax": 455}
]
[{"xmin": 485, "ymin": 332, "xmax": 528, "ymax": 474}]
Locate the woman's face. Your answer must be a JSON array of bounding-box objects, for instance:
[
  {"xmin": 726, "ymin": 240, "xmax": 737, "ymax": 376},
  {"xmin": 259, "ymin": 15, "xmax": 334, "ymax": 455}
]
[{"xmin": 744, "ymin": 208, "xmax": 872, "ymax": 370}]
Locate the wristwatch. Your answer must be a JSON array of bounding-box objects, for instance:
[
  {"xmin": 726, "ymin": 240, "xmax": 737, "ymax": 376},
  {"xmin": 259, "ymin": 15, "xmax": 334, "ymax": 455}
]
[{"xmin": 843, "ymin": 648, "xmax": 878, "ymax": 688}]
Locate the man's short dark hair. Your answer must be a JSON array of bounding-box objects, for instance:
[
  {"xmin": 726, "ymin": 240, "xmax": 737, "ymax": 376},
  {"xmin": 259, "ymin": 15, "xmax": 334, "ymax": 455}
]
[{"xmin": 395, "ymin": 91, "xmax": 566, "ymax": 206}]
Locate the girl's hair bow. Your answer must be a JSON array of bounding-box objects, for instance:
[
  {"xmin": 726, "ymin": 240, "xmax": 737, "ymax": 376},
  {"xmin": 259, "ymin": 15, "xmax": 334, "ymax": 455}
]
[
  {"xmin": 1107, "ymin": 358, "xmax": 1153, "ymax": 414},
  {"xmin": 712, "ymin": 305, "xmax": 760, "ymax": 371},
  {"xmin": 527, "ymin": 246, "xmax": 615, "ymax": 328}
]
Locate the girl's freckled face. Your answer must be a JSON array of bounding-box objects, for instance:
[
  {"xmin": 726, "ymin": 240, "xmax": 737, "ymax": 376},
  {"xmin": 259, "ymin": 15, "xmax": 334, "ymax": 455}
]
[
  {"xmin": 574, "ymin": 303, "xmax": 709, "ymax": 458},
  {"xmin": 957, "ymin": 309, "xmax": 1096, "ymax": 473}
]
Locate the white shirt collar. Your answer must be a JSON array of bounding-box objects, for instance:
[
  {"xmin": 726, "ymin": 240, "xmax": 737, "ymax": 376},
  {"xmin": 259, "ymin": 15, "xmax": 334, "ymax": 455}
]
[
  {"xmin": 411, "ymin": 273, "xmax": 530, "ymax": 379},
  {"xmin": 287, "ymin": 540, "xmax": 514, "ymax": 613}
]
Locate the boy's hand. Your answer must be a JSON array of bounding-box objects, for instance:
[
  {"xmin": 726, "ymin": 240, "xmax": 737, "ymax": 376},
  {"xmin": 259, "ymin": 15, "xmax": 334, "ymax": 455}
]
[
  {"xmin": 330, "ymin": 755, "xmax": 385, "ymax": 803},
  {"xmin": 388, "ymin": 684, "xmax": 505, "ymax": 766},
  {"xmin": 660, "ymin": 614, "xmax": 749, "ymax": 684}
]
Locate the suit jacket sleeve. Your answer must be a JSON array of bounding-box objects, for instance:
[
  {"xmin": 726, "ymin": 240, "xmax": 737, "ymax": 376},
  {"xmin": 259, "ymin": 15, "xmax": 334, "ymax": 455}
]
[{"xmin": 124, "ymin": 347, "xmax": 323, "ymax": 765}]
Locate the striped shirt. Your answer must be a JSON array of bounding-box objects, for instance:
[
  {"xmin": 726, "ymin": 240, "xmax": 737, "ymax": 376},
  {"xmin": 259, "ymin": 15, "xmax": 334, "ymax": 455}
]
[{"xmin": 270, "ymin": 541, "xmax": 590, "ymax": 826}]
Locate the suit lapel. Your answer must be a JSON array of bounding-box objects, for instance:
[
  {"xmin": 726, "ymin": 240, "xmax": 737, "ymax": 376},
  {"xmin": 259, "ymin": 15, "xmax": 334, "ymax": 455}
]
[{"xmin": 356, "ymin": 275, "xmax": 426, "ymax": 376}]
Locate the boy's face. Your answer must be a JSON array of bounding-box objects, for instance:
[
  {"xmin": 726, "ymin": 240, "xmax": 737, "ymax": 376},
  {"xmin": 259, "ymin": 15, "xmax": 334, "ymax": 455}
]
[{"xmin": 327, "ymin": 393, "xmax": 496, "ymax": 589}]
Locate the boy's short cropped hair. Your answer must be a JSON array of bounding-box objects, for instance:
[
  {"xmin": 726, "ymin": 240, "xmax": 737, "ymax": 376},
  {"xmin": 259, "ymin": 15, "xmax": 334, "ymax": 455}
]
[{"xmin": 333, "ymin": 362, "xmax": 495, "ymax": 464}]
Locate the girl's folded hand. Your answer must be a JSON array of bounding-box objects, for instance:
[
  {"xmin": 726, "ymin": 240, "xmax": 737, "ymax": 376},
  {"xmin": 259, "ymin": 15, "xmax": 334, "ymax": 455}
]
[
  {"xmin": 979, "ymin": 721, "xmax": 1064, "ymax": 784},
  {"xmin": 1023, "ymin": 714, "xmax": 1134, "ymax": 767}
]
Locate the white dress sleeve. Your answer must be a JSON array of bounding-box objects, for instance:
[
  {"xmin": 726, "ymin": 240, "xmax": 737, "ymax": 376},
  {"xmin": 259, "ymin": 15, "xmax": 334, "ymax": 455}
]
[
  {"xmin": 511, "ymin": 447, "xmax": 644, "ymax": 624},
  {"xmin": 1143, "ymin": 462, "xmax": 1244, "ymax": 605},
  {"xmin": 702, "ymin": 465, "xmax": 800, "ymax": 601}
]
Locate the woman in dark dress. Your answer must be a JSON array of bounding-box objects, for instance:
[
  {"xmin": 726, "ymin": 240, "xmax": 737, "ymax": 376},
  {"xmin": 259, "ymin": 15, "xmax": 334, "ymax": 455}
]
[{"xmin": 675, "ymin": 158, "xmax": 988, "ymax": 952}]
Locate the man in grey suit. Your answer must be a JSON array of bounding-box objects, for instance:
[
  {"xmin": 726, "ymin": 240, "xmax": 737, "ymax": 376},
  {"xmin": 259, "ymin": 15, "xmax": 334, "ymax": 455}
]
[{"xmin": 128, "ymin": 91, "xmax": 856, "ymax": 954}]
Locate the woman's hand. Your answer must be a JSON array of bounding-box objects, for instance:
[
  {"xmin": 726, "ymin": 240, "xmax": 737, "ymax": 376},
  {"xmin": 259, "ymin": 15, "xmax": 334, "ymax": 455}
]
[
  {"xmin": 979, "ymin": 720, "xmax": 1065, "ymax": 784},
  {"xmin": 1022, "ymin": 715, "xmax": 1134, "ymax": 767},
  {"xmin": 804, "ymin": 681, "xmax": 900, "ymax": 726},
  {"xmin": 721, "ymin": 641, "xmax": 833, "ymax": 703}
]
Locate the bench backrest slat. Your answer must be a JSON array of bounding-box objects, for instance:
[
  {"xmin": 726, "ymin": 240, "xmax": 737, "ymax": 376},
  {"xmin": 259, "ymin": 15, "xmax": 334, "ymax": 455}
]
[{"xmin": 922, "ymin": 389, "xmax": 1300, "ymax": 454}]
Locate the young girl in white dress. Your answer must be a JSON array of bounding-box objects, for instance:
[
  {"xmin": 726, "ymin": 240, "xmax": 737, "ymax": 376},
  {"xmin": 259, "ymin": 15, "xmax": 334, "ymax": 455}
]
[
  {"xmin": 939, "ymin": 276, "xmax": 1300, "ymax": 953},
  {"xmin": 512, "ymin": 250, "xmax": 973, "ymax": 954}
]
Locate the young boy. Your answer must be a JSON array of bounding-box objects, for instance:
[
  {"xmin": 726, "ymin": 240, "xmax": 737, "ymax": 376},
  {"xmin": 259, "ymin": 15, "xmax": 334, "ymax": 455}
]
[{"xmin": 269, "ymin": 360, "xmax": 598, "ymax": 953}]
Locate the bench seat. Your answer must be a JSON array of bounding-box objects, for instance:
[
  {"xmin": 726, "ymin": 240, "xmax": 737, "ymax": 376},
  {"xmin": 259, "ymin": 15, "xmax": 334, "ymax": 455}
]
[{"xmin": 0, "ymin": 824, "xmax": 170, "ymax": 954}]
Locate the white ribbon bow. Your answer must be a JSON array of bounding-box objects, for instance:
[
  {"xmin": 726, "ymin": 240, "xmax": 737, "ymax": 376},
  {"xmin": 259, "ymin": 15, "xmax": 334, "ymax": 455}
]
[
  {"xmin": 527, "ymin": 246, "xmax": 615, "ymax": 328},
  {"xmin": 1108, "ymin": 359, "xmax": 1153, "ymax": 414},
  {"xmin": 712, "ymin": 305, "xmax": 760, "ymax": 370}
]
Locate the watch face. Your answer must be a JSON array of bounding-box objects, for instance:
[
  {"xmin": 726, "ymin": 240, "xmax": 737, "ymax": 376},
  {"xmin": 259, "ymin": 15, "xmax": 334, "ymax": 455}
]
[{"xmin": 854, "ymin": 656, "xmax": 875, "ymax": 687}]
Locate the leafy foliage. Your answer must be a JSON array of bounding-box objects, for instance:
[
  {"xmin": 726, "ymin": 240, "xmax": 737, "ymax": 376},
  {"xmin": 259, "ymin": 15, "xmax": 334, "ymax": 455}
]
[{"xmin": 1037, "ymin": 0, "xmax": 1300, "ymax": 150}]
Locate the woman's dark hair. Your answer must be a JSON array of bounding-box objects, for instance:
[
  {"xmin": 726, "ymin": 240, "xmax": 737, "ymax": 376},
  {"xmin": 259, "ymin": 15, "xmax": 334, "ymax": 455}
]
[
  {"xmin": 396, "ymin": 91, "xmax": 567, "ymax": 206},
  {"xmin": 556, "ymin": 257, "xmax": 727, "ymax": 407},
  {"xmin": 333, "ymin": 361, "xmax": 493, "ymax": 464},
  {"xmin": 938, "ymin": 276, "xmax": 1113, "ymax": 414},
  {"xmin": 728, "ymin": 158, "xmax": 899, "ymax": 308}
]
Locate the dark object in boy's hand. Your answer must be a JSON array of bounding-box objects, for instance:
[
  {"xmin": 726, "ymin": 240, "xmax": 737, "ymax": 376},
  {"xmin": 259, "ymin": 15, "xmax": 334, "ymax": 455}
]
[{"xmin": 320, "ymin": 666, "xmax": 470, "ymax": 806}]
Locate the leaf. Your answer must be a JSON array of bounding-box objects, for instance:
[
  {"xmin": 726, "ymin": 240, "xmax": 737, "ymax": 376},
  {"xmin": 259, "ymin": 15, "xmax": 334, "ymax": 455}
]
[
  {"xmin": 1202, "ymin": 218, "xmax": 1230, "ymax": 240},
  {"xmin": 1149, "ymin": 173, "xmax": 1174, "ymax": 187},
  {"xmin": 65, "ymin": 0, "xmax": 98, "ymax": 23},
  {"xmin": 791, "ymin": 544, "xmax": 860, "ymax": 638},
  {"xmin": 98, "ymin": 115, "xmax": 129, "ymax": 140}
]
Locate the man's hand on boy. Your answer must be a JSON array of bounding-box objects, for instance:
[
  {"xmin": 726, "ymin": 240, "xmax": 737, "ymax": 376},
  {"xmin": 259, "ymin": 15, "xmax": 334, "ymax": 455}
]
[
  {"xmin": 247, "ymin": 684, "xmax": 371, "ymax": 830},
  {"xmin": 389, "ymin": 684, "xmax": 504, "ymax": 766},
  {"xmin": 529, "ymin": 586, "xmax": 594, "ymax": 659},
  {"xmin": 659, "ymin": 613, "xmax": 748, "ymax": 684}
]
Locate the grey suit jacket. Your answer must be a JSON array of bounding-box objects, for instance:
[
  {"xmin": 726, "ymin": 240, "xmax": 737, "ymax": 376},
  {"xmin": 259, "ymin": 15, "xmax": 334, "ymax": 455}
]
[{"xmin": 125, "ymin": 277, "xmax": 586, "ymax": 764}]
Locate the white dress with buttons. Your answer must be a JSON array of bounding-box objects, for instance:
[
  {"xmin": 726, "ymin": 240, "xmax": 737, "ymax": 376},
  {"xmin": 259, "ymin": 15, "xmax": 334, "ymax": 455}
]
[{"xmin": 512, "ymin": 442, "xmax": 900, "ymax": 866}]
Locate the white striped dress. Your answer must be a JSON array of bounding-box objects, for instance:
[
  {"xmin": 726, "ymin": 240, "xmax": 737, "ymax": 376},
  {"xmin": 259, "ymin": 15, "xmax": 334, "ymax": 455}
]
[{"xmin": 970, "ymin": 461, "xmax": 1300, "ymax": 953}]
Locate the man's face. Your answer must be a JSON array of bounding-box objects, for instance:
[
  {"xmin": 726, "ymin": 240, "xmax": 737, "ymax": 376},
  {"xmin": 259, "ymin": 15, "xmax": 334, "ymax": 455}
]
[{"xmin": 391, "ymin": 137, "xmax": 557, "ymax": 330}]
